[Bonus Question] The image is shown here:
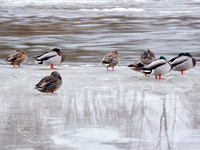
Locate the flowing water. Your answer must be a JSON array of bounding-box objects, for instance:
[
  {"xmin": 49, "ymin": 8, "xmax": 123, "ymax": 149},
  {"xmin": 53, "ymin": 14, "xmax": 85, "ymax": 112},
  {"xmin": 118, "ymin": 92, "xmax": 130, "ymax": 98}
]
[
  {"xmin": 0, "ymin": 0, "xmax": 200, "ymax": 150},
  {"xmin": 0, "ymin": 0, "xmax": 200, "ymax": 64}
]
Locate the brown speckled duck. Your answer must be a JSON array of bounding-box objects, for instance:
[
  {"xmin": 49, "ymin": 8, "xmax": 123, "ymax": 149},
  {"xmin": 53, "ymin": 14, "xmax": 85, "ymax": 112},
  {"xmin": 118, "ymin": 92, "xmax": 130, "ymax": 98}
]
[
  {"xmin": 35, "ymin": 71, "xmax": 62, "ymax": 94},
  {"xmin": 102, "ymin": 50, "xmax": 120, "ymax": 71},
  {"xmin": 5, "ymin": 50, "xmax": 28, "ymax": 68},
  {"xmin": 128, "ymin": 50, "xmax": 155, "ymax": 72}
]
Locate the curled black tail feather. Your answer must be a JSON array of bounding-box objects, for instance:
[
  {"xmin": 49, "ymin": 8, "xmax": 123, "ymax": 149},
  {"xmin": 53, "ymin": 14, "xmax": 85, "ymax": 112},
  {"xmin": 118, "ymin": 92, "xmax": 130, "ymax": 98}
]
[
  {"xmin": 128, "ymin": 64, "xmax": 135, "ymax": 67},
  {"xmin": 102, "ymin": 61, "xmax": 110, "ymax": 64},
  {"xmin": 36, "ymin": 59, "xmax": 43, "ymax": 64},
  {"xmin": 141, "ymin": 68, "xmax": 152, "ymax": 74}
]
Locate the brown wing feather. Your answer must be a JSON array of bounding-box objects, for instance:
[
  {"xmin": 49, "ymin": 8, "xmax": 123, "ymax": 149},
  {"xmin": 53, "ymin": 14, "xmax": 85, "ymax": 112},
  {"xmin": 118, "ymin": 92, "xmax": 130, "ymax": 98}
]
[
  {"xmin": 35, "ymin": 75, "xmax": 61, "ymax": 93},
  {"xmin": 6, "ymin": 50, "xmax": 27, "ymax": 65}
]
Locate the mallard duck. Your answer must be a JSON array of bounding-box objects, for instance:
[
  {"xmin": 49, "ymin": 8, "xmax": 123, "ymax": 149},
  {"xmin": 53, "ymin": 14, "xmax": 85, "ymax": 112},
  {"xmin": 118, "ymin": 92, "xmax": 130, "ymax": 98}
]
[
  {"xmin": 102, "ymin": 50, "xmax": 120, "ymax": 71},
  {"xmin": 35, "ymin": 71, "xmax": 62, "ymax": 94},
  {"xmin": 128, "ymin": 50, "xmax": 155, "ymax": 73},
  {"xmin": 169, "ymin": 52, "xmax": 196, "ymax": 75},
  {"xmin": 36, "ymin": 48, "xmax": 65, "ymax": 69},
  {"xmin": 5, "ymin": 49, "xmax": 28, "ymax": 68},
  {"xmin": 142, "ymin": 56, "xmax": 172, "ymax": 79}
]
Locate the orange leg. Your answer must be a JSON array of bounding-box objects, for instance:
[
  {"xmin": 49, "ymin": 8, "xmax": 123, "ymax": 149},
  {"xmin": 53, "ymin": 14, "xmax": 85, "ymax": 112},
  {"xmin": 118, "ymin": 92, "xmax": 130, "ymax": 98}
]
[
  {"xmin": 50, "ymin": 64, "xmax": 55, "ymax": 69},
  {"xmin": 145, "ymin": 74, "xmax": 149, "ymax": 77},
  {"xmin": 112, "ymin": 67, "xmax": 114, "ymax": 71},
  {"xmin": 181, "ymin": 70, "xmax": 184, "ymax": 75}
]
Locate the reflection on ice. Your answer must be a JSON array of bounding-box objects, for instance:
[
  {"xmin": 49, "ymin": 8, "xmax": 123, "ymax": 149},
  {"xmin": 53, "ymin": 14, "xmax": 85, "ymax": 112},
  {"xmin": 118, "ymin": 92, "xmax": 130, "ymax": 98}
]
[{"xmin": 0, "ymin": 65, "xmax": 200, "ymax": 150}]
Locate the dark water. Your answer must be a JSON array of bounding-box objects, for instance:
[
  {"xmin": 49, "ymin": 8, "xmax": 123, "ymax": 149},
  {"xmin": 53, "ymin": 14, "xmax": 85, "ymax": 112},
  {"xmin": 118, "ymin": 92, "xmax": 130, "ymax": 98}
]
[{"xmin": 0, "ymin": 0, "xmax": 200, "ymax": 65}]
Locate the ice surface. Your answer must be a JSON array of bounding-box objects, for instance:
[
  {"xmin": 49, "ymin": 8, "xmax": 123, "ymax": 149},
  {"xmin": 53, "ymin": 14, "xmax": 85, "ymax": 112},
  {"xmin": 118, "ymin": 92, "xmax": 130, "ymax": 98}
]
[{"xmin": 0, "ymin": 64, "xmax": 200, "ymax": 150}]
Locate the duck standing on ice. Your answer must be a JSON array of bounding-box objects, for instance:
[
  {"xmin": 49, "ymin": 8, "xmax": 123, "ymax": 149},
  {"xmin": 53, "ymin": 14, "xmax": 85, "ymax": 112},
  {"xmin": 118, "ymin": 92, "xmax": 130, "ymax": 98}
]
[
  {"xmin": 6, "ymin": 49, "xmax": 28, "ymax": 68},
  {"xmin": 142, "ymin": 56, "xmax": 172, "ymax": 79},
  {"xmin": 169, "ymin": 52, "xmax": 196, "ymax": 75},
  {"xmin": 102, "ymin": 50, "xmax": 120, "ymax": 71},
  {"xmin": 128, "ymin": 50, "xmax": 155, "ymax": 75},
  {"xmin": 35, "ymin": 71, "xmax": 62, "ymax": 94},
  {"xmin": 36, "ymin": 48, "xmax": 65, "ymax": 69}
]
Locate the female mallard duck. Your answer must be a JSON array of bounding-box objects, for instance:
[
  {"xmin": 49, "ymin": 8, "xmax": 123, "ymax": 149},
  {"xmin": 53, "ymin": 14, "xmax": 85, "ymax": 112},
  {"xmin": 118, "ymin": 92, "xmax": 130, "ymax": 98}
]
[
  {"xmin": 35, "ymin": 71, "xmax": 62, "ymax": 94},
  {"xmin": 102, "ymin": 50, "xmax": 120, "ymax": 71},
  {"xmin": 169, "ymin": 52, "xmax": 196, "ymax": 75},
  {"xmin": 128, "ymin": 50, "xmax": 155, "ymax": 73},
  {"xmin": 36, "ymin": 48, "xmax": 65, "ymax": 69},
  {"xmin": 142, "ymin": 56, "xmax": 172, "ymax": 79},
  {"xmin": 5, "ymin": 49, "xmax": 28, "ymax": 68}
]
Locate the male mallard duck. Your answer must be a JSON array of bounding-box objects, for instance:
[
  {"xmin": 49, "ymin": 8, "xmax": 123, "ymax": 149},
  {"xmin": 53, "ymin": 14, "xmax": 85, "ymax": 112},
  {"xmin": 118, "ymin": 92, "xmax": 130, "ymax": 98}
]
[
  {"xmin": 142, "ymin": 56, "xmax": 172, "ymax": 79},
  {"xmin": 35, "ymin": 71, "xmax": 62, "ymax": 94},
  {"xmin": 128, "ymin": 50, "xmax": 155, "ymax": 73},
  {"xmin": 102, "ymin": 50, "xmax": 120, "ymax": 71},
  {"xmin": 5, "ymin": 49, "xmax": 28, "ymax": 68},
  {"xmin": 36, "ymin": 48, "xmax": 65, "ymax": 69},
  {"xmin": 169, "ymin": 52, "xmax": 196, "ymax": 75}
]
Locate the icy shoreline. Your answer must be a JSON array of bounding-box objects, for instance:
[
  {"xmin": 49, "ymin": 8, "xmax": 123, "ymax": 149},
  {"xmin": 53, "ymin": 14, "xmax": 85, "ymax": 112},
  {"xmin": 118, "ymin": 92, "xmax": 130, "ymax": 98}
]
[{"xmin": 0, "ymin": 64, "xmax": 200, "ymax": 150}]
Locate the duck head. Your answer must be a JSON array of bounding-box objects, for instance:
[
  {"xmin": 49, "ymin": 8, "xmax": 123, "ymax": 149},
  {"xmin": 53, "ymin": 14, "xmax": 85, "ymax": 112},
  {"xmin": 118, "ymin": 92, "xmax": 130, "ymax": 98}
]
[
  {"xmin": 52, "ymin": 48, "xmax": 61, "ymax": 52},
  {"xmin": 185, "ymin": 52, "xmax": 192, "ymax": 57},
  {"xmin": 51, "ymin": 71, "xmax": 62, "ymax": 80},
  {"xmin": 112, "ymin": 50, "xmax": 120, "ymax": 57},
  {"xmin": 178, "ymin": 53, "xmax": 185, "ymax": 57},
  {"xmin": 159, "ymin": 56, "xmax": 167, "ymax": 60},
  {"xmin": 112, "ymin": 50, "xmax": 118, "ymax": 54},
  {"xmin": 16, "ymin": 49, "xmax": 26, "ymax": 54},
  {"xmin": 145, "ymin": 49, "xmax": 155, "ymax": 59}
]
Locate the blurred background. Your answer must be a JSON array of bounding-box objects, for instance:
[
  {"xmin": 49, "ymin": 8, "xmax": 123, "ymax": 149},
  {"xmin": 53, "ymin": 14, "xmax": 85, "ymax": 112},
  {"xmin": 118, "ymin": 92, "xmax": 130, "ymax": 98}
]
[{"xmin": 0, "ymin": 0, "xmax": 199, "ymax": 65}]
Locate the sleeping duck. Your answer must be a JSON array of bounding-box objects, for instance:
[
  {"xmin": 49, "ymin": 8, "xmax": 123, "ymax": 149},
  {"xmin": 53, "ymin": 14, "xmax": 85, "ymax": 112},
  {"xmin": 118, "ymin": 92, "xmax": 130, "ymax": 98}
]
[
  {"xmin": 102, "ymin": 50, "xmax": 120, "ymax": 71},
  {"xmin": 169, "ymin": 52, "xmax": 196, "ymax": 75},
  {"xmin": 128, "ymin": 50, "xmax": 155, "ymax": 73},
  {"xmin": 142, "ymin": 56, "xmax": 172, "ymax": 79},
  {"xmin": 6, "ymin": 49, "xmax": 28, "ymax": 68},
  {"xmin": 36, "ymin": 48, "xmax": 65, "ymax": 69},
  {"xmin": 35, "ymin": 71, "xmax": 62, "ymax": 94}
]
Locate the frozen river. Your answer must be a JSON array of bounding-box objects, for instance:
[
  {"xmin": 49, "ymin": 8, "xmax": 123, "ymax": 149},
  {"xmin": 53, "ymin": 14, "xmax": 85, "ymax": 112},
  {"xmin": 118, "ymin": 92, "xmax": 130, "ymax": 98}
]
[
  {"xmin": 0, "ymin": 0, "xmax": 200, "ymax": 149},
  {"xmin": 0, "ymin": 64, "xmax": 200, "ymax": 150}
]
